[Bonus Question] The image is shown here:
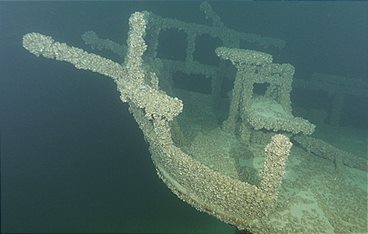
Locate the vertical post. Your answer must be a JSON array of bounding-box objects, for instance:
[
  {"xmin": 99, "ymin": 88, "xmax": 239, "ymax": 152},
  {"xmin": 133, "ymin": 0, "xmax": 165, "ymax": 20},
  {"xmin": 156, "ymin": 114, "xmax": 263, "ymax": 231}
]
[
  {"xmin": 186, "ymin": 32, "xmax": 196, "ymax": 63},
  {"xmin": 260, "ymin": 134, "xmax": 292, "ymax": 202}
]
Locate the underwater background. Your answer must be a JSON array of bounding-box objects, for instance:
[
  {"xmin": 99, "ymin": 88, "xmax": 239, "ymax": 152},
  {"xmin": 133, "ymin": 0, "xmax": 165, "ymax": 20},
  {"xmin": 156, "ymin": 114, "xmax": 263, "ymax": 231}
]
[{"xmin": 1, "ymin": 1, "xmax": 367, "ymax": 233}]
